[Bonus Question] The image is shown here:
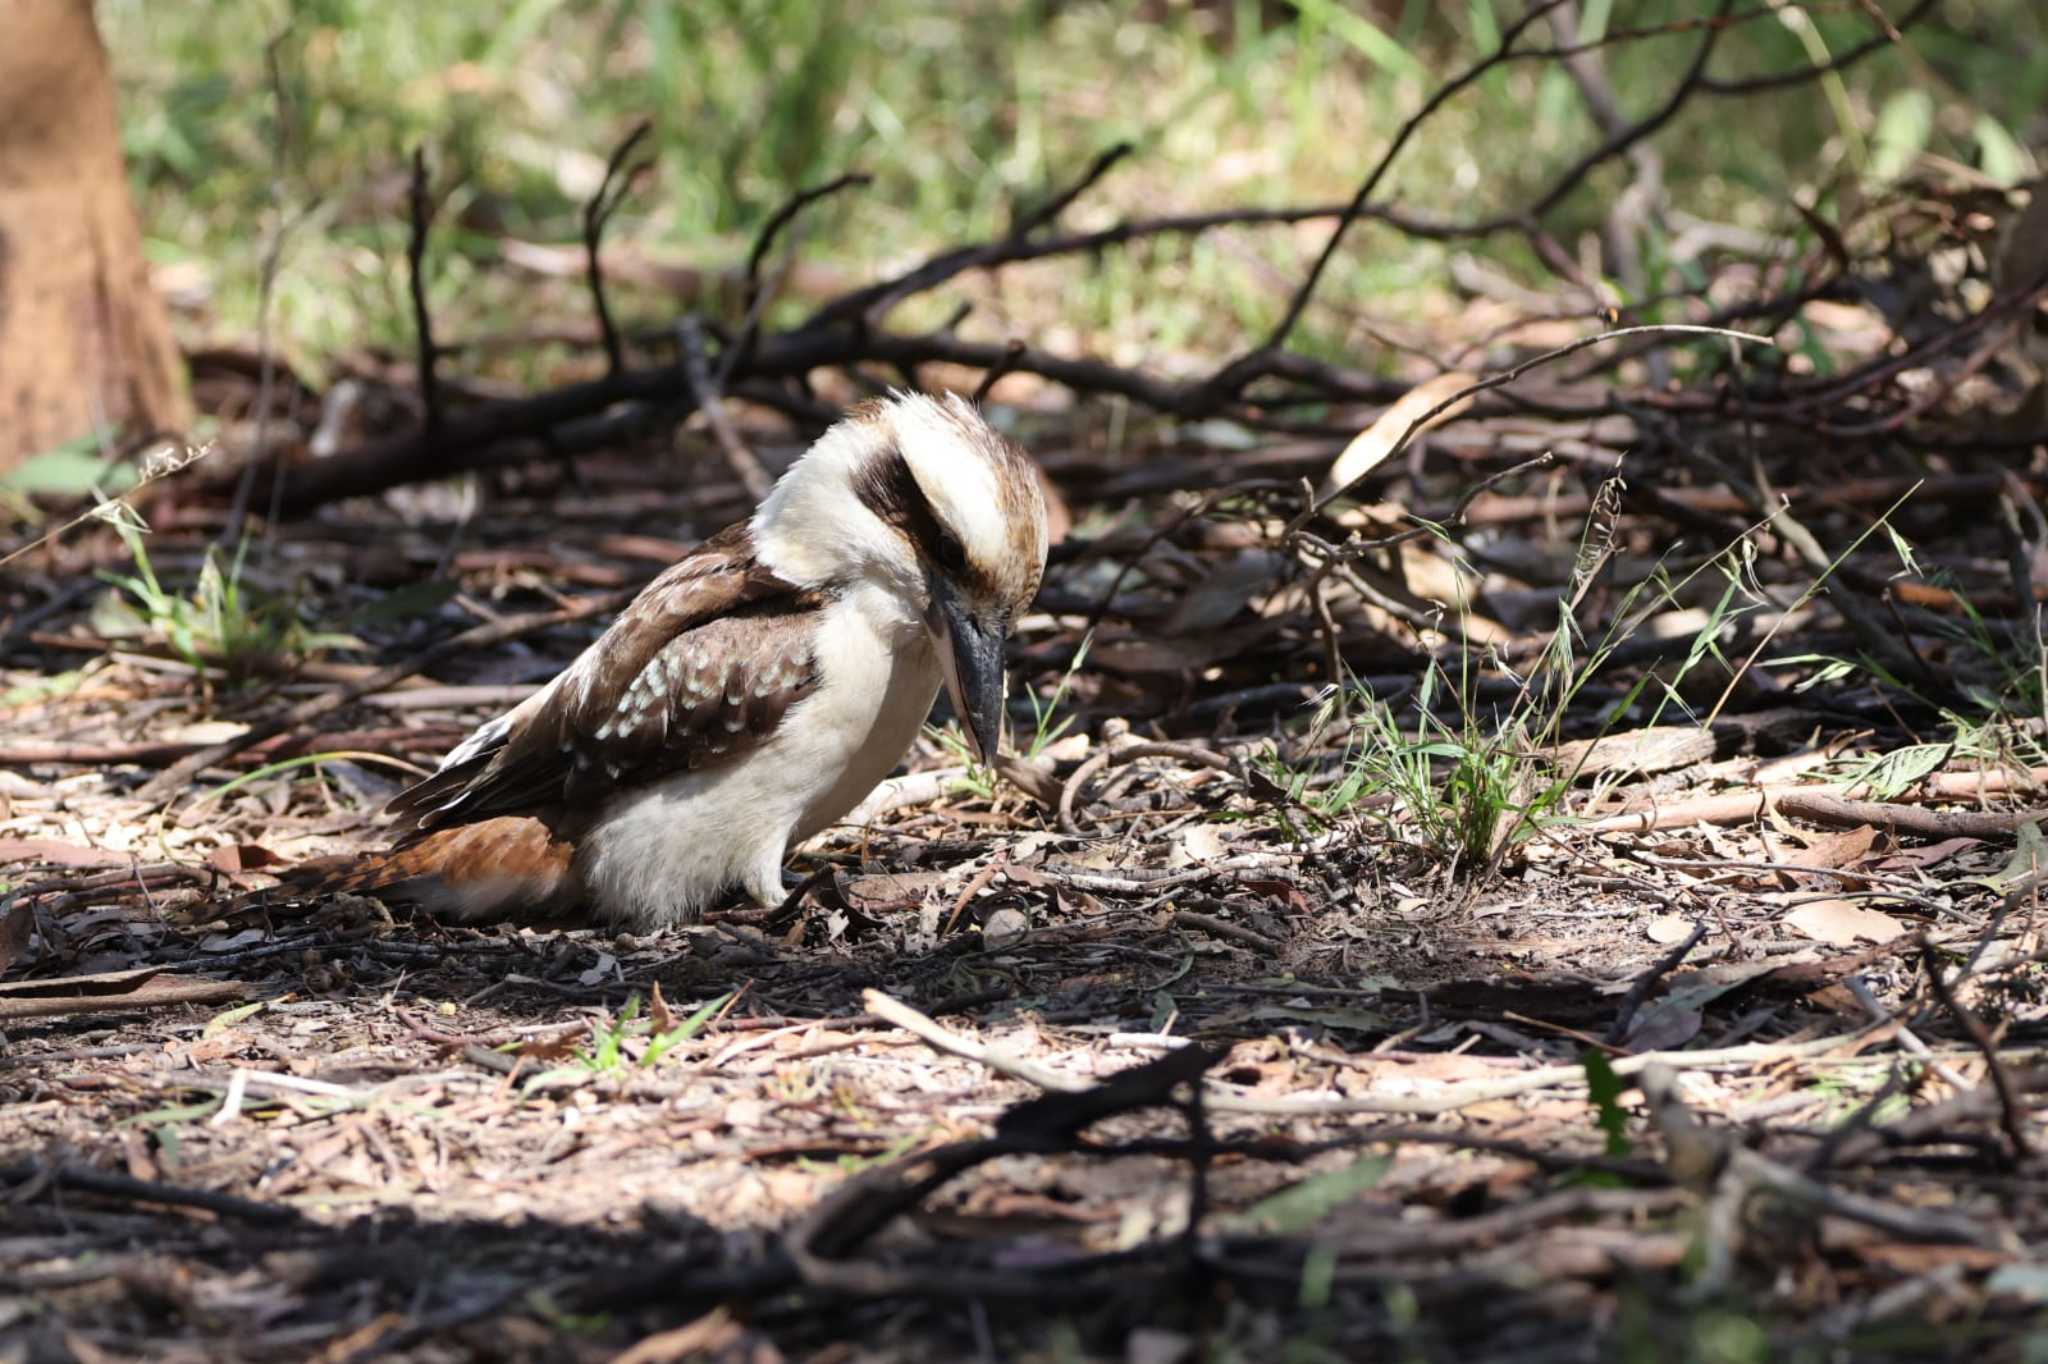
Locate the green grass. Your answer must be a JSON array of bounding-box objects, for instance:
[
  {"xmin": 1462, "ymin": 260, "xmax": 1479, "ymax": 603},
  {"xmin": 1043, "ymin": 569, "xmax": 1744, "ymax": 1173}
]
[
  {"xmin": 1767, "ymin": 503, "xmax": 2048, "ymax": 775},
  {"xmin": 96, "ymin": 502, "xmax": 361, "ymax": 689},
  {"xmin": 522, "ymin": 989, "xmax": 729, "ymax": 1079},
  {"xmin": 1261, "ymin": 483, "xmax": 1768, "ymax": 870},
  {"xmin": 102, "ymin": 1, "xmax": 2048, "ymax": 381}
]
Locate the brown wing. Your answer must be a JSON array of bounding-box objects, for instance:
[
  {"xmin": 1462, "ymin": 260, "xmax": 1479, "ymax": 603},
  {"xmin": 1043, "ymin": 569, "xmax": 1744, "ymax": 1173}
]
[{"xmin": 387, "ymin": 523, "xmax": 824, "ymax": 836}]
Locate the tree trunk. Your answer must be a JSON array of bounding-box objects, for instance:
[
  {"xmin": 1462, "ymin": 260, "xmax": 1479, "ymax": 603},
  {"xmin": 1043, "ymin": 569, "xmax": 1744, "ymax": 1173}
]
[{"xmin": 0, "ymin": 0, "xmax": 190, "ymax": 470}]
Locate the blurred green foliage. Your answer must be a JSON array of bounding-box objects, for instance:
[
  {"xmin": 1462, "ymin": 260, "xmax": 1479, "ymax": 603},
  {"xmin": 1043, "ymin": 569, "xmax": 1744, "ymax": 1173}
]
[{"xmin": 104, "ymin": 1, "xmax": 2048, "ymax": 367}]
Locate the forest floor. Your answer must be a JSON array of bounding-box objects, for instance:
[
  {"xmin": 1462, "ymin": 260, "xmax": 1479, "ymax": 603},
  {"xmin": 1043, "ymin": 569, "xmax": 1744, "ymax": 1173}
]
[
  {"xmin": 5, "ymin": 387, "xmax": 2048, "ymax": 1362},
  {"xmin": 5, "ymin": 112, "xmax": 2048, "ymax": 1356}
]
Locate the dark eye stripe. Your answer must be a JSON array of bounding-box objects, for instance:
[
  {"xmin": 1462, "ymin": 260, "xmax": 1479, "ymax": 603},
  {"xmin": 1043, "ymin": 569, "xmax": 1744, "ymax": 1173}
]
[{"xmin": 853, "ymin": 445, "xmax": 994, "ymax": 595}]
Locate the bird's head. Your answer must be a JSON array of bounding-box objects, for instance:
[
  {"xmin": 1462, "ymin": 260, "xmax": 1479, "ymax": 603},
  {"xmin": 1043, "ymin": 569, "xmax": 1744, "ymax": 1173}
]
[{"xmin": 752, "ymin": 391, "xmax": 1049, "ymax": 762}]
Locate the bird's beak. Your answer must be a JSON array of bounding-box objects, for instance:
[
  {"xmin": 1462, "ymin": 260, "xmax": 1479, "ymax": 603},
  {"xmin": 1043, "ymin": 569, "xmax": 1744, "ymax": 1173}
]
[{"xmin": 929, "ymin": 579, "xmax": 1007, "ymax": 765}]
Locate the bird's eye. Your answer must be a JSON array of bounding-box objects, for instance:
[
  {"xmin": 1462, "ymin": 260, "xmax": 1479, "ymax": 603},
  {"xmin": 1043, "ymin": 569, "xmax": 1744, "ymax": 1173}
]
[{"xmin": 930, "ymin": 525, "xmax": 971, "ymax": 578}]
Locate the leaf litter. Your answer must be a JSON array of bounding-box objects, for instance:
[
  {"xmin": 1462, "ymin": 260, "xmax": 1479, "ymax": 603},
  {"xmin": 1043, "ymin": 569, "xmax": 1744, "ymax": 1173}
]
[{"xmin": 4, "ymin": 169, "xmax": 2048, "ymax": 1364}]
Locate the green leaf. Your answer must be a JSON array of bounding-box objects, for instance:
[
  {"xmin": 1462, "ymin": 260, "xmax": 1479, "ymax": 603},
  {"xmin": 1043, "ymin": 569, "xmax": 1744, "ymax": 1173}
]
[
  {"xmin": 1582, "ymin": 1050, "xmax": 1632, "ymax": 1157},
  {"xmin": 1240, "ymin": 1153, "xmax": 1391, "ymax": 1234},
  {"xmin": 1975, "ymin": 113, "xmax": 2033, "ymax": 186},
  {"xmin": 1845, "ymin": 743, "xmax": 1950, "ymax": 800},
  {"xmin": 1869, "ymin": 89, "xmax": 1933, "ymax": 183},
  {"xmin": 641, "ymin": 991, "xmax": 731, "ymax": 1068},
  {"xmin": 202, "ymin": 1001, "xmax": 265, "ymax": 1037},
  {"xmin": 1285, "ymin": 0, "xmax": 1422, "ymax": 81},
  {"xmin": 1298, "ymin": 1240, "xmax": 1339, "ymax": 1310},
  {"xmin": 0, "ymin": 438, "xmax": 136, "ymax": 497},
  {"xmin": 122, "ymin": 1099, "xmax": 224, "ymax": 1128}
]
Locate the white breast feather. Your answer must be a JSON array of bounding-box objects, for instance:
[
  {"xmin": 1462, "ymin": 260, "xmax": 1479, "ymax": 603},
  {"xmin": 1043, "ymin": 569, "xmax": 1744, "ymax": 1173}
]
[{"xmin": 573, "ymin": 580, "xmax": 938, "ymax": 929}]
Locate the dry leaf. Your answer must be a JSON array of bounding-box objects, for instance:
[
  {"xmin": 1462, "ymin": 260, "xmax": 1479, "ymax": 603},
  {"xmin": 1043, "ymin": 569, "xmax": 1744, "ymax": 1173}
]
[
  {"xmin": 0, "ymin": 899, "xmax": 34, "ymax": 973},
  {"xmin": 610, "ymin": 1307, "xmax": 760, "ymax": 1364},
  {"xmin": 993, "ymin": 751, "xmax": 1062, "ymax": 805},
  {"xmin": 1320, "ymin": 371, "xmax": 1477, "ymax": 499},
  {"xmin": 1624, "ymin": 1004, "xmax": 1702, "ymax": 1052},
  {"xmin": 1784, "ymin": 898, "xmax": 1905, "ymax": 946},
  {"xmin": 1873, "ymin": 836, "xmax": 1980, "ymax": 872},
  {"xmin": 1784, "ymin": 824, "xmax": 1879, "ymax": 870},
  {"xmin": 1127, "ymin": 1329, "xmax": 1197, "ymax": 1364},
  {"xmin": 207, "ymin": 843, "xmax": 281, "ymax": 874},
  {"xmin": 648, "ymin": 980, "xmax": 678, "ymax": 1035},
  {"xmin": 1645, "ymin": 914, "xmax": 1695, "ymax": 945},
  {"xmin": 1167, "ymin": 823, "xmax": 1228, "ymax": 868},
  {"xmin": 1163, "ymin": 550, "xmax": 1289, "ymax": 635},
  {"xmin": 1091, "ymin": 623, "xmax": 1280, "ymax": 674},
  {"xmin": 183, "ymin": 1033, "xmax": 249, "ymax": 1065},
  {"xmin": 1547, "ymin": 727, "xmax": 1715, "ymax": 780},
  {"xmin": 513, "ymin": 1031, "xmax": 583, "ymax": 1062},
  {"xmin": 841, "ymin": 870, "xmax": 948, "ymax": 911},
  {"xmin": 1996, "ymin": 184, "xmax": 2048, "ymax": 297},
  {"xmin": 0, "ymin": 839, "xmax": 130, "ymax": 868}
]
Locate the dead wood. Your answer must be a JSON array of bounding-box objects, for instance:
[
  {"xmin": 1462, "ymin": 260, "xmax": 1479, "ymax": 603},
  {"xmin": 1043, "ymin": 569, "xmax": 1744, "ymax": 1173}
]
[
  {"xmin": 0, "ymin": 1157, "xmax": 298, "ymax": 1225},
  {"xmin": 0, "ymin": 971, "xmax": 244, "ymax": 1021},
  {"xmin": 1778, "ymin": 792, "xmax": 2048, "ymax": 839}
]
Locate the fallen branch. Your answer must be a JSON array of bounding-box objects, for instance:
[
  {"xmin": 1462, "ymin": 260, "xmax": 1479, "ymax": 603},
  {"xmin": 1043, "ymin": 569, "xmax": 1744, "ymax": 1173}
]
[
  {"xmin": 582, "ymin": 120, "xmax": 654, "ymax": 376},
  {"xmin": 1606, "ymin": 920, "xmax": 1708, "ymax": 1046},
  {"xmin": 867, "ymin": 988, "xmax": 1887, "ymax": 1119},
  {"xmin": 0, "ymin": 1158, "xmax": 298, "ymax": 1225},
  {"xmin": 0, "ymin": 973, "xmax": 246, "ymax": 1022},
  {"xmin": 0, "ymin": 725, "xmax": 466, "ymax": 772},
  {"xmin": 1585, "ymin": 767, "xmax": 2048, "ymax": 834},
  {"xmin": 1778, "ymin": 792, "xmax": 2047, "ymax": 840},
  {"xmin": 678, "ymin": 315, "xmax": 773, "ymax": 501}
]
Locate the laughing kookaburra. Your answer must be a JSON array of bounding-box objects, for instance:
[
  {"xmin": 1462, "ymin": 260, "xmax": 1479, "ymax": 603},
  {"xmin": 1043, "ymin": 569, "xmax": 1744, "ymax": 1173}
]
[{"xmin": 305, "ymin": 393, "xmax": 1048, "ymax": 930}]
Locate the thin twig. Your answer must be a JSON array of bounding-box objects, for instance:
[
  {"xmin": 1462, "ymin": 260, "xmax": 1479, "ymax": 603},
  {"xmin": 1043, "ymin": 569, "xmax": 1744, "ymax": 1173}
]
[
  {"xmin": 1606, "ymin": 921, "xmax": 1708, "ymax": 1046},
  {"xmin": 862, "ymin": 988, "xmax": 1081, "ymax": 1092},
  {"xmin": 1217, "ymin": 0, "xmax": 1577, "ymax": 374},
  {"xmin": 583, "ymin": 120, "xmax": 654, "ymax": 377},
  {"xmin": 677, "ymin": 317, "xmax": 773, "ymax": 501},
  {"xmin": 808, "ymin": 143, "xmax": 1134, "ymax": 331},
  {"xmin": 973, "ymin": 339, "xmax": 1028, "ymax": 405},
  {"xmin": 724, "ymin": 170, "xmax": 872, "ymax": 383},
  {"xmin": 1317, "ymin": 325, "xmax": 1768, "ymax": 511},
  {"xmin": 406, "ymin": 147, "xmax": 443, "ymax": 436},
  {"xmin": 1919, "ymin": 941, "xmax": 2032, "ymax": 1164},
  {"xmin": 869, "ymin": 989, "xmax": 1886, "ymax": 1119}
]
